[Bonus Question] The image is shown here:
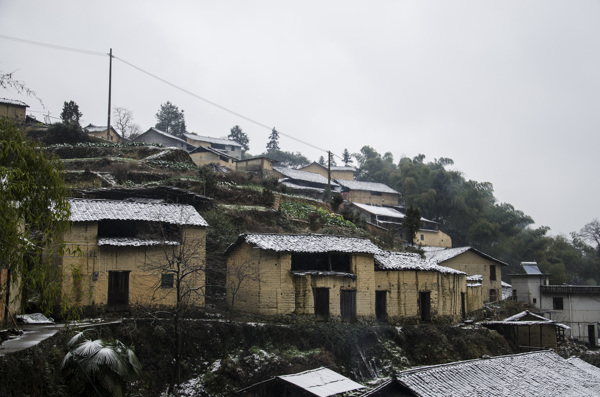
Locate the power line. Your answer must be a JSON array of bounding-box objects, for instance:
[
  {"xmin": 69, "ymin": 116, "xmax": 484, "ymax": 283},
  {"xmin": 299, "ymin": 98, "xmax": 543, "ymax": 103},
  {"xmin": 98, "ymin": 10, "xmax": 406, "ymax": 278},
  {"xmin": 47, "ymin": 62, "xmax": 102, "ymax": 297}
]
[
  {"xmin": 1, "ymin": 34, "xmax": 340, "ymax": 158},
  {"xmin": 114, "ymin": 55, "xmax": 329, "ymax": 155},
  {"xmin": 0, "ymin": 34, "xmax": 106, "ymax": 57}
]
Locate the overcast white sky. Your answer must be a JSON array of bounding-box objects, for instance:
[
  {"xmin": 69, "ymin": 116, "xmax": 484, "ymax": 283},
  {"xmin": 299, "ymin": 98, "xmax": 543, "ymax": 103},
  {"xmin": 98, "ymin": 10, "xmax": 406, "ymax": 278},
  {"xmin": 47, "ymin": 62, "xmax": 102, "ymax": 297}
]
[{"xmin": 1, "ymin": 1, "xmax": 598, "ymax": 237}]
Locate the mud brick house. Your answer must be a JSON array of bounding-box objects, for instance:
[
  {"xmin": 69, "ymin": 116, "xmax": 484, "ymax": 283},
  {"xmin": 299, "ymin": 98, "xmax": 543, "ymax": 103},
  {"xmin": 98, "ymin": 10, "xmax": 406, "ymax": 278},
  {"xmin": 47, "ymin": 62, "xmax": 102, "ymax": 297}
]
[
  {"xmin": 183, "ymin": 133, "xmax": 242, "ymax": 160},
  {"xmin": 236, "ymin": 156, "xmax": 277, "ymax": 178},
  {"xmin": 335, "ymin": 179, "xmax": 400, "ymax": 207},
  {"xmin": 226, "ymin": 234, "xmax": 473, "ymax": 321},
  {"xmin": 424, "ymin": 246, "xmax": 507, "ymax": 303},
  {"xmin": 58, "ymin": 198, "xmax": 208, "ymax": 311},
  {"xmin": 83, "ymin": 124, "xmax": 122, "ymax": 142},
  {"xmin": 349, "ymin": 202, "xmax": 452, "ymax": 248},
  {"xmin": 0, "ymin": 98, "xmax": 28, "ymax": 123},
  {"xmin": 363, "ymin": 350, "xmax": 600, "ymax": 396},
  {"xmin": 133, "ymin": 128, "xmax": 196, "ymax": 151},
  {"xmin": 299, "ymin": 162, "xmax": 356, "ymax": 181},
  {"xmin": 189, "ymin": 145, "xmax": 236, "ymax": 170},
  {"xmin": 373, "ymin": 251, "xmax": 468, "ymax": 321},
  {"xmin": 273, "ymin": 166, "xmax": 339, "ymax": 198}
]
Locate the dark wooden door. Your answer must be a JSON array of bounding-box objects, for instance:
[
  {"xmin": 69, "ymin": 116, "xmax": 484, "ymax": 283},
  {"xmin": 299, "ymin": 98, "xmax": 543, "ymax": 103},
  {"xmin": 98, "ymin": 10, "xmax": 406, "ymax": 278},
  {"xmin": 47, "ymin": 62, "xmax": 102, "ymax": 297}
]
[
  {"xmin": 419, "ymin": 291, "xmax": 431, "ymax": 322},
  {"xmin": 108, "ymin": 271, "xmax": 130, "ymax": 311},
  {"xmin": 376, "ymin": 291, "xmax": 387, "ymax": 321},
  {"xmin": 314, "ymin": 288, "xmax": 330, "ymax": 321},
  {"xmin": 340, "ymin": 290, "xmax": 357, "ymax": 322},
  {"xmin": 589, "ymin": 325, "xmax": 597, "ymax": 347}
]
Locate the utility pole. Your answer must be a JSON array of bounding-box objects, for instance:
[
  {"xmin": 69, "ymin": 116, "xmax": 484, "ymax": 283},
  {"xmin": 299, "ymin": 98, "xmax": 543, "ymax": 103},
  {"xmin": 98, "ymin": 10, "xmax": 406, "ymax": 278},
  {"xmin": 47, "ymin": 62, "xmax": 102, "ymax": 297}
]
[
  {"xmin": 106, "ymin": 48, "xmax": 113, "ymax": 141},
  {"xmin": 327, "ymin": 150, "xmax": 332, "ymax": 201}
]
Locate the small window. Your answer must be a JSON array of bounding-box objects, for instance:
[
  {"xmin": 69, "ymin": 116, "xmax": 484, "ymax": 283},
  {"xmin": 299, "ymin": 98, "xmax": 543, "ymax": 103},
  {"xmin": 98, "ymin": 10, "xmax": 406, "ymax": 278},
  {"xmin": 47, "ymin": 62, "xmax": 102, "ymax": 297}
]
[
  {"xmin": 512, "ymin": 290, "xmax": 517, "ymax": 297},
  {"xmin": 490, "ymin": 265, "xmax": 497, "ymax": 281},
  {"xmin": 489, "ymin": 289, "xmax": 498, "ymax": 302},
  {"xmin": 533, "ymin": 298, "xmax": 537, "ymax": 304},
  {"xmin": 161, "ymin": 273, "xmax": 174, "ymax": 288},
  {"xmin": 553, "ymin": 297, "xmax": 564, "ymax": 310},
  {"xmin": 420, "ymin": 234, "xmax": 424, "ymax": 241}
]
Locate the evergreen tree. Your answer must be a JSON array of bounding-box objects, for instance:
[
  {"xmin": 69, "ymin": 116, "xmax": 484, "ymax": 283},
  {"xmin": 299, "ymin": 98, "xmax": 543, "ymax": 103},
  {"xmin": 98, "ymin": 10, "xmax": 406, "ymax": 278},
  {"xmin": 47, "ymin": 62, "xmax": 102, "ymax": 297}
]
[
  {"xmin": 60, "ymin": 100, "xmax": 82, "ymax": 127},
  {"xmin": 228, "ymin": 125, "xmax": 249, "ymax": 152},
  {"xmin": 266, "ymin": 127, "xmax": 280, "ymax": 152},
  {"xmin": 342, "ymin": 148, "xmax": 353, "ymax": 166},
  {"xmin": 318, "ymin": 156, "xmax": 326, "ymax": 166},
  {"xmin": 155, "ymin": 101, "xmax": 186, "ymax": 137},
  {"xmin": 402, "ymin": 205, "xmax": 423, "ymax": 246}
]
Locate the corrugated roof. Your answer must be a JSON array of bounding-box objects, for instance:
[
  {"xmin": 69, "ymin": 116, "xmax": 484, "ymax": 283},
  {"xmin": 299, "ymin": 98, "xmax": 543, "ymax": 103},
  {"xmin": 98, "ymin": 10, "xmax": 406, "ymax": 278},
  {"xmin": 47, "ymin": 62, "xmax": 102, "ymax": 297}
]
[
  {"xmin": 184, "ymin": 133, "xmax": 242, "ymax": 147},
  {"xmin": 274, "ymin": 166, "xmax": 338, "ymax": 186},
  {"xmin": 225, "ymin": 233, "xmax": 382, "ymax": 255},
  {"xmin": 375, "ymin": 251, "xmax": 466, "ymax": 274},
  {"xmin": 385, "ymin": 350, "xmax": 600, "ymax": 397},
  {"xmin": 277, "ymin": 367, "xmax": 364, "ymax": 397},
  {"xmin": 424, "ymin": 246, "xmax": 508, "ymax": 266},
  {"xmin": 335, "ymin": 179, "xmax": 399, "ymax": 194},
  {"xmin": 69, "ymin": 199, "xmax": 208, "ymax": 226},
  {"xmin": 0, "ymin": 98, "xmax": 29, "ymax": 107}
]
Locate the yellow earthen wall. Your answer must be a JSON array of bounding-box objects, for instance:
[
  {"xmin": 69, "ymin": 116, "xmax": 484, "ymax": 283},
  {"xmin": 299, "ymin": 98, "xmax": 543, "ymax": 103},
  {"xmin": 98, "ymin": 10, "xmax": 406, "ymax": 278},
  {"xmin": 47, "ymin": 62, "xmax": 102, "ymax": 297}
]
[
  {"xmin": 467, "ymin": 285, "xmax": 483, "ymax": 312},
  {"xmin": 441, "ymin": 251, "xmax": 503, "ymax": 303},
  {"xmin": 345, "ymin": 190, "xmax": 399, "ymax": 207},
  {"xmin": 415, "ymin": 230, "xmax": 452, "ymax": 248},
  {"xmin": 0, "ymin": 104, "xmax": 26, "ymax": 122},
  {"xmin": 190, "ymin": 152, "xmax": 235, "ymax": 170},
  {"xmin": 375, "ymin": 271, "xmax": 466, "ymax": 319},
  {"xmin": 61, "ymin": 222, "xmax": 206, "ymax": 308},
  {"xmin": 300, "ymin": 164, "xmax": 354, "ymax": 181},
  {"xmin": 87, "ymin": 129, "xmax": 121, "ymax": 142}
]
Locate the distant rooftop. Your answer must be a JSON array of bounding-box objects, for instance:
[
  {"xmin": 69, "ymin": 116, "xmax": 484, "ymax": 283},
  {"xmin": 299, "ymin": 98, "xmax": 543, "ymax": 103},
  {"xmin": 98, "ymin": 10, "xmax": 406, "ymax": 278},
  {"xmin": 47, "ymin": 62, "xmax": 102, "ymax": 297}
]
[
  {"xmin": 0, "ymin": 98, "xmax": 29, "ymax": 107},
  {"xmin": 335, "ymin": 179, "xmax": 399, "ymax": 194},
  {"xmin": 274, "ymin": 166, "xmax": 338, "ymax": 186},
  {"xmin": 423, "ymin": 246, "xmax": 508, "ymax": 266},
  {"xmin": 184, "ymin": 133, "xmax": 242, "ymax": 147},
  {"xmin": 375, "ymin": 251, "xmax": 465, "ymax": 274}
]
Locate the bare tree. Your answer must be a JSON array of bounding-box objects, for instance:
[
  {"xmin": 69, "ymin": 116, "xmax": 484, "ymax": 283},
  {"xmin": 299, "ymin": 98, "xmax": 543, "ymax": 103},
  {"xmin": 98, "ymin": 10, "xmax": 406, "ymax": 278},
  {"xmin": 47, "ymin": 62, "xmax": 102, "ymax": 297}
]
[
  {"xmin": 1, "ymin": 71, "xmax": 45, "ymax": 109},
  {"xmin": 137, "ymin": 210, "xmax": 207, "ymax": 391},
  {"xmin": 113, "ymin": 106, "xmax": 141, "ymax": 139},
  {"xmin": 226, "ymin": 258, "xmax": 259, "ymax": 320}
]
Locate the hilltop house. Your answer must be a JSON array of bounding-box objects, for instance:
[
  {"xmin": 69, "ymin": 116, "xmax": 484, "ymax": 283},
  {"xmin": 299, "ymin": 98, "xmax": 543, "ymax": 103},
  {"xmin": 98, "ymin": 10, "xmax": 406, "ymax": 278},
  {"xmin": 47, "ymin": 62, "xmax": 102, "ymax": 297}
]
[
  {"xmin": 0, "ymin": 98, "xmax": 29, "ymax": 123},
  {"xmin": 424, "ymin": 246, "xmax": 507, "ymax": 303},
  {"xmin": 132, "ymin": 128, "xmax": 196, "ymax": 151},
  {"xmin": 183, "ymin": 133, "xmax": 242, "ymax": 160},
  {"xmin": 273, "ymin": 166, "xmax": 339, "ymax": 198},
  {"xmin": 225, "ymin": 234, "xmax": 471, "ymax": 321},
  {"xmin": 364, "ymin": 350, "xmax": 600, "ymax": 397},
  {"xmin": 236, "ymin": 156, "xmax": 278, "ymax": 178},
  {"xmin": 300, "ymin": 162, "xmax": 356, "ymax": 181},
  {"xmin": 335, "ymin": 179, "xmax": 400, "ymax": 207},
  {"xmin": 189, "ymin": 145, "xmax": 236, "ymax": 170},
  {"xmin": 83, "ymin": 124, "xmax": 122, "ymax": 142},
  {"xmin": 58, "ymin": 198, "xmax": 208, "ymax": 311},
  {"xmin": 349, "ymin": 202, "xmax": 452, "ymax": 248},
  {"xmin": 510, "ymin": 262, "xmax": 600, "ymax": 345}
]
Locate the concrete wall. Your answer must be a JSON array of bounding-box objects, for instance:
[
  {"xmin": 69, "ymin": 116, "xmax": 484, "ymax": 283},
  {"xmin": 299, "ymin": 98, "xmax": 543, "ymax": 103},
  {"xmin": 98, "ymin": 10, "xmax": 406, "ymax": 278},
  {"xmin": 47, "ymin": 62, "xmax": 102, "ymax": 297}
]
[
  {"xmin": 415, "ymin": 230, "xmax": 452, "ymax": 248},
  {"xmin": 511, "ymin": 275, "xmax": 547, "ymax": 306},
  {"xmin": 541, "ymin": 293, "xmax": 600, "ymax": 342},
  {"xmin": 441, "ymin": 251, "xmax": 503, "ymax": 303},
  {"xmin": 60, "ymin": 221, "xmax": 206, "ymax": 309}
]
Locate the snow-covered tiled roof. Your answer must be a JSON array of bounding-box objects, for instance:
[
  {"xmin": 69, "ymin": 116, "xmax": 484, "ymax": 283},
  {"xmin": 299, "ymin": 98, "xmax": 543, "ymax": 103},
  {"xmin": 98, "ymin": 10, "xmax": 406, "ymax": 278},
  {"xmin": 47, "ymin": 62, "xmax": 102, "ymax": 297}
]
[
  {"xmin": 335, "ymin": 179, "xmax": 399, "ymax": 194},
  {"xmin": 225, "ymin": 233, "xmax": 382, "ymax": 255},
  {"xmin": 424, "ymin": 246, "xmax": 508, "ymax": 266},
  {"xmin": 0, "ymin": 98, "xmax": 29, "ymax": 107},
  {"xmin": 375, "ymin": 251, "xmax": 466, "ymax": 274},
  {"xmin": 281, "ymin": 181, "xmax": 325, "ymax": 193},
  {"xmin": 83, "ymin": 124, "xmax": 122, "ymax": 137},
  {"xmin": 351, "ymin": 203, "xmax": 405, "ymax": 218},
  {"xmin": 137, "ymin": 128, "xmax": 194, "ymax": 148},
  {"xmin": 301, "ymin": 162, "xmax": 357, "ymax": 173},
  {"xmin": 277, "ymin": 367, "xmax": 364, "ymax": 397},
  {"xmin": 69, "ymin": 199, "xmax": 208, "ymax": 226},
  {"xmin": 504, "ymin": 310, "xmax": 547, "ymax": 322},
  {"xmin": 274, "ymin": 166, "xmax": 338, "ymax": 186},
  {"xmin": 467, "ymin": 274, "xmax": 483, "ymax": 282},
  {"xmin": 98, "ymin": 238, "xmax": 179, "ymax": 246},
  {"xmin": 366, "ymin": 350, "xmax": 600, "ymax": 396},
  {"xmin": 189, "ymin": 145, "xmax": 235, "ymax": 159},
  {"xmin": 184, "ymin": 133, "xmax": 242, "ymax": 147},
  {"xmin": 567, "ymin": 357, "xmax": 600, "ymax": 379}
]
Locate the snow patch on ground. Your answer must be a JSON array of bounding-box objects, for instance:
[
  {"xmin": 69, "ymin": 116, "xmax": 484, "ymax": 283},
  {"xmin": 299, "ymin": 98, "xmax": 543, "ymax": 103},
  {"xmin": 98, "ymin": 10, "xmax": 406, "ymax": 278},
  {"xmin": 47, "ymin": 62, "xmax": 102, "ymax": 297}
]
[{"xmin": 17, "ymin": 313, "xmax": 54, "ymax": 324}]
